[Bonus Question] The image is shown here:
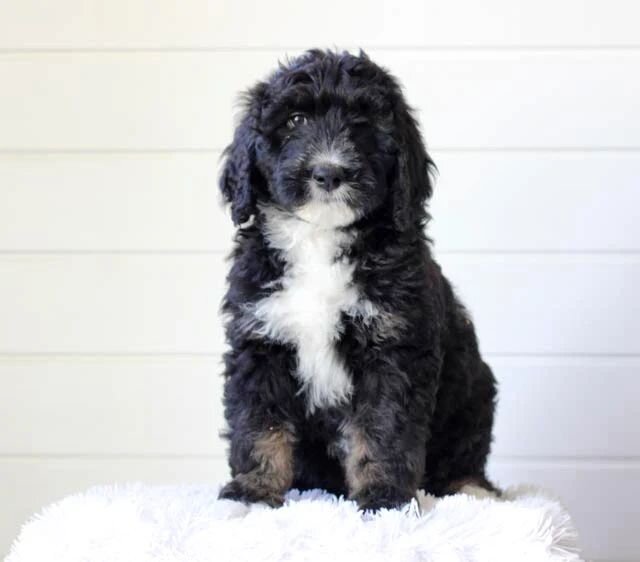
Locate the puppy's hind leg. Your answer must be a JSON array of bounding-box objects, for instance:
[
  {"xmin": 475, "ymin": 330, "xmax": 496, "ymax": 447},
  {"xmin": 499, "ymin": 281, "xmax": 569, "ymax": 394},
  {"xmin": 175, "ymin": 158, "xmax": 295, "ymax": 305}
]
[{"xmin": 445, "ymin": 475, "xmax": 501, "ymax": 499}]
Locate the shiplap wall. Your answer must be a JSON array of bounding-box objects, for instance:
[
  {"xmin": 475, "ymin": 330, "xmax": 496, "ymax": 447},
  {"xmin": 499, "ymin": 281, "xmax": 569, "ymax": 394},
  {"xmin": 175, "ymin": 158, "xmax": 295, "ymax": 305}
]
[{"xmin": 1, "ymin": 1, "xmax": 639, "ymax": 560}]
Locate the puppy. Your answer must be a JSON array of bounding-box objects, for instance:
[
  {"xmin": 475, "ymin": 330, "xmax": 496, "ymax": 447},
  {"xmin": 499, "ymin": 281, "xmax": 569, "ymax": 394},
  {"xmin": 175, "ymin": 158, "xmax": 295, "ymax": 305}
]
[{"xmin": 218, "ymin": 50, "xmax": 497, "ymax": 511}]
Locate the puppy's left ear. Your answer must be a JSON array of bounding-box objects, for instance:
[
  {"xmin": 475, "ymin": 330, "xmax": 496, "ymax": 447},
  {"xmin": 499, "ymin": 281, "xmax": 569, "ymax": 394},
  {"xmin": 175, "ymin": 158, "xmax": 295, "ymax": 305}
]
[
  {"xmin": 219, "ymin": 85, "xmax": 266, "ymax": 226},
  {"xmin": 390, "ymin": 104, "xmax": 434, "ymax": 231}
]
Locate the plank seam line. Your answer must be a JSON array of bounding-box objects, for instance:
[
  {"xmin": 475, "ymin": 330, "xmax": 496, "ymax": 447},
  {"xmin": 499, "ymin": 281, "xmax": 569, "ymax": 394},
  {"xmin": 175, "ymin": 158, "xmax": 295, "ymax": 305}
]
[
  {"xmin": 1, "ymin": 454, "xmax": 639, "ymax": 465},
  {"xmin": 2, "ymin": 147, "xmax": 640, "ymax": 154},
  {"xmin": 2, "ymin": 45, "xmax": 640, "ymax": 54},
  {"xmin": 0, "ymin": 352, "xmax": 639, "ymax": 359},
  {"xmin": 1, "ymin": 250, "xmax": 640, "ymax": 256}
]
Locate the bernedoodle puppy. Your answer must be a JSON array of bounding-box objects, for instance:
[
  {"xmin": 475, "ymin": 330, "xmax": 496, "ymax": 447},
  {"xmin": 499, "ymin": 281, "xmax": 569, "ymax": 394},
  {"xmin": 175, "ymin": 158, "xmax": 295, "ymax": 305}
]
[{"xmin": 218, "ymin": 49, "xmax": 498, "ymax": 511}]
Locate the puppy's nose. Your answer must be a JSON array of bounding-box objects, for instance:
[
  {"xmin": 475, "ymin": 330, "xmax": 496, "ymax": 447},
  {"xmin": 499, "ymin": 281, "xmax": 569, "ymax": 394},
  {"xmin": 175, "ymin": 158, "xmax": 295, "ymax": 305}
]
[{"xmin": 312, "ymin": 165, "xmax": 345, "ymax": 191}]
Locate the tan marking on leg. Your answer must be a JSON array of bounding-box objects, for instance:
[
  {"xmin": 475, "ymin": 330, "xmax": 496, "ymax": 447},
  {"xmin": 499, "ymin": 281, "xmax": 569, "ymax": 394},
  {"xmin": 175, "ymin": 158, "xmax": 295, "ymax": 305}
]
[
  {"xmin": 342, "ymin": 423, "xmax": 385, "ymax": 495},
  {"xmin": 226, "ymin": 427, "xmax": 296, "ymax": 506},
  {"xmin": 447, "ymin": 476, "xmax": 499, "ymax": 498},
  {"xmin": 446, "ymin": 476, "xmax": 477, "ymax": 493},
  {"xmin": 251, "ymin": 427, "xmax": 296, "ymax": 492}
]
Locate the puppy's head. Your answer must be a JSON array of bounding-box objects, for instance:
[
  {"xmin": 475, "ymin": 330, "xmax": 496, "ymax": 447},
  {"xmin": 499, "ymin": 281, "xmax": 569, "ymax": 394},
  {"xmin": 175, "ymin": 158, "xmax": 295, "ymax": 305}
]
[{"xmin": 220, "ymin": 50, "xmax": 433, "ymax": 230}]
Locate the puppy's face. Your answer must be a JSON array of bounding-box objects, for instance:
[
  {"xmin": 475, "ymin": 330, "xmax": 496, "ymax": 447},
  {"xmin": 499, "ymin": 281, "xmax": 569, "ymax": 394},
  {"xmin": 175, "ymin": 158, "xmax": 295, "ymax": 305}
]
[
  {"xmin": 221, "ymin": 50, "xmax": 433, "ymax": 230},
  {"xmin": 254, "ymin": 56, "xmax": 398, "ymax": 227}
]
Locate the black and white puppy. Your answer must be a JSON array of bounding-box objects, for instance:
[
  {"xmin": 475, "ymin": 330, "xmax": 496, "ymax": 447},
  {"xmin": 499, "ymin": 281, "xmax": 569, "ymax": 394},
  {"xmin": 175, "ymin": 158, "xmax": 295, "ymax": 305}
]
[{"xmin": 218, "ymin": 50, "xmax": 498, "ymax": 511}]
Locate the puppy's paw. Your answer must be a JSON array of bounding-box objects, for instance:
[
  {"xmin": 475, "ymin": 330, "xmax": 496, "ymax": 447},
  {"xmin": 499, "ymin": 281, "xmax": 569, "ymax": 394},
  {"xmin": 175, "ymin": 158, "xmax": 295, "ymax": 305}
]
[
  {"xmin": 352, "ymin": 484, "xmax": 415, "ymax": 512},
  {"xmin": 218, "ymin": 476, "xmax": 284, "ymax": 508}
]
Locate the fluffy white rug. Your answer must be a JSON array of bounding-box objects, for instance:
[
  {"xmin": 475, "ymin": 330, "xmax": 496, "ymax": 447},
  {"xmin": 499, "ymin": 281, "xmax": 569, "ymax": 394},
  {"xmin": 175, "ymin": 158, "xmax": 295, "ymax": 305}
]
[{"xmin": 6, "ymin": 484, "xmax": 583, "ymax": 562}]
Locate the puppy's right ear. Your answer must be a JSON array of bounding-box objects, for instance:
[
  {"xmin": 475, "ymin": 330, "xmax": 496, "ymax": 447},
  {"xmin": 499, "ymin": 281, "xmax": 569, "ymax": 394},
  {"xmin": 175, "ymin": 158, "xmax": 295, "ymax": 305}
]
[{"xmin": 220, "ymin": 86, "xmax": 265, "ymax": 226}]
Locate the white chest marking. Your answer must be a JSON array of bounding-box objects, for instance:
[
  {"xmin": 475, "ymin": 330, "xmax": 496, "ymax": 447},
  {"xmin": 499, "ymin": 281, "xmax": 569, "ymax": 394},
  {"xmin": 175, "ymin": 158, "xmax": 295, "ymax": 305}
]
[{"xmin": 251, "ymin": 206, "xmax": 362, "ymax": 411}]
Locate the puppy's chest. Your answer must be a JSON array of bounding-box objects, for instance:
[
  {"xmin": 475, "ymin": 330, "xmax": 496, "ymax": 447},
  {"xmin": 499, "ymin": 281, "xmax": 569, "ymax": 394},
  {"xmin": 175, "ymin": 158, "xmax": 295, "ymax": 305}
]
[
  {"xmin": 252, "ymin": 221, "xmax": 367, "ymax": 410},
  {"xmin": 266, "ymin": 237, "xmax": 359, "ymax": 339}
]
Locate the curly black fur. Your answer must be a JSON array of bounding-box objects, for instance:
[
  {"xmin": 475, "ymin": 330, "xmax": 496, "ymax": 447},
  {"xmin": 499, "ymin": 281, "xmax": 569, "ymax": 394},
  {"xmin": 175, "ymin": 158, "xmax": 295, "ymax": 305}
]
[{"xmin": 218, "ymin": 50, "xmax": 498, "ymax": 511}]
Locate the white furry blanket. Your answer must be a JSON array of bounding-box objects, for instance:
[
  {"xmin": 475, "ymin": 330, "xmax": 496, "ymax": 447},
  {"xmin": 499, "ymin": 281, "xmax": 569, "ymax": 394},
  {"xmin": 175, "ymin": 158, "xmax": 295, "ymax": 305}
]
[{"xmin": 6, "ymin": 484, "xmax": 583, "ymax": 562}]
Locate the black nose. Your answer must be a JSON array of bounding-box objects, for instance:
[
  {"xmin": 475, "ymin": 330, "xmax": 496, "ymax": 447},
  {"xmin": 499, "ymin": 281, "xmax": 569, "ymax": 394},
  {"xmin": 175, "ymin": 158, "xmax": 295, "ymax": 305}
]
[{"xmin": 311, "ymin": 165, "xmax": 345, "ymax": 191}]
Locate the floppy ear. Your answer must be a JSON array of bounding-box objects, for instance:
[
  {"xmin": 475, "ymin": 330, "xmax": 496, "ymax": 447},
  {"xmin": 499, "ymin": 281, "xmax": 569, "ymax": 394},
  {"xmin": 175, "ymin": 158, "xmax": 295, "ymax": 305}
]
[
  {"xmin": 219, "ymin": 88, "xmax": 265, "ymax": 226},
  {"xmin": 390, "ymin": 105, "xmax": 434, "ymax": 231}
]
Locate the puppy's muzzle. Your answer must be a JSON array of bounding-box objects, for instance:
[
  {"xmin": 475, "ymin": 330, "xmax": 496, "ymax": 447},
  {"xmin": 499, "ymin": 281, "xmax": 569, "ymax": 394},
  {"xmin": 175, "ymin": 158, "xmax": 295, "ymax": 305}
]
[{"xmin": 311, "ymin": 164, "xmax": 345, "ymax": 191}]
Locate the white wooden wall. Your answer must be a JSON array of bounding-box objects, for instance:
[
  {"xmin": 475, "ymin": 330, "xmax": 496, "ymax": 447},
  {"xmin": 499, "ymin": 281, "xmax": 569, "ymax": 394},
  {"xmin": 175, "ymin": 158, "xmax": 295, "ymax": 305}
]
[{"xmin": 1, "ymin": 1, "xmax": 639, "ymax": 560}]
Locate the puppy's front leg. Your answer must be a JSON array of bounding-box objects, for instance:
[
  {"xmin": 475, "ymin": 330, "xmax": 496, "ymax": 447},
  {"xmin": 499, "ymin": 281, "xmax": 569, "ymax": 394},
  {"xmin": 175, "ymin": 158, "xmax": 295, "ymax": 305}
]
[
  {"xmin": 343, "ymin": 423, "xmax": 424, "ymax": 511},
  {"xmin": 343, "ymin": 351, "xmax": 440, "ymax": 511},
  {"xmin": 219, "ymin": 424, "xmax": 296, "ymax": 507},
  {"xmin": 218, "ymin": 345, "xmax": 298, "ymax": 507}
]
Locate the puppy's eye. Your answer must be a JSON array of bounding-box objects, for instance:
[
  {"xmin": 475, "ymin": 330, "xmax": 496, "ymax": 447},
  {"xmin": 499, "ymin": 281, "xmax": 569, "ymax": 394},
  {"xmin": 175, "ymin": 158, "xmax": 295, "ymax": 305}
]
[{"xmin": 286, "ymin": 112, "xmax": 308, "ymax": 129}]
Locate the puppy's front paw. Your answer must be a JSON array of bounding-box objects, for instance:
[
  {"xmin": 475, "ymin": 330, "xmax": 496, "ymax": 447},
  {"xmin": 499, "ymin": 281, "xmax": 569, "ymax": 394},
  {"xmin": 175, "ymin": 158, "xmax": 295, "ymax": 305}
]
[
  {"xmin": 218, "ymin": 476, "xmax": 284, "ymax": 508},
  {"xmin": 352, "ymin": 484, "xmax": 415, "ymax": 512}
]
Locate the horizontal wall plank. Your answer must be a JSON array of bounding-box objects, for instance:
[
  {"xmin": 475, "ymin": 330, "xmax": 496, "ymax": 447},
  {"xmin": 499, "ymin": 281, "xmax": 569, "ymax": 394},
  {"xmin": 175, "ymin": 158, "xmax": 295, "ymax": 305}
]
[
  {"xmin": 2, "ymin": 151, "xmax": 640, "ymax": 252},
  {"xmin": 0, "ymin": 356, "xmax": 226, "ymax": 456},
  {"xmin": 0, "ymin": 255, "xmax": 228, "ymax": 354},
  {"xmin": 491, "ymin": 357, "xmax": 640, "ymax": 458},
  {"xmin": 1, "ymin": 0, "xmax": 638, "ymax": 49},
  {"xmin": 443, "ymin": 253, "xmax": 640, "ymax": 355},
  {"xmin": 0, "ymin": 356, "xmax": 638, "ymax": 458},
  {"xmin": 0, "ymin": 457, "xmax": 230, "ymax": 559},
  {"xmin": 430, "ymin": 152, "xmax": 640, "ymax": 252},
  {"xmin": 0, "ymin": 254, "xmax": 638, "ymax": 354},
  {"xmin": 488, "ymin": 460, "xmax": 640, "ymax": 561},
  {"xmin": 2, "ymin": 458, "xmax": 637, "ymax": 560},
  {"xmin": 0, "ymin": 153, "xmax": 234, "ymax": 252},
  {"xmin": 1, "ymin": 51, "xmax": 639, "ymax": 150}
]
